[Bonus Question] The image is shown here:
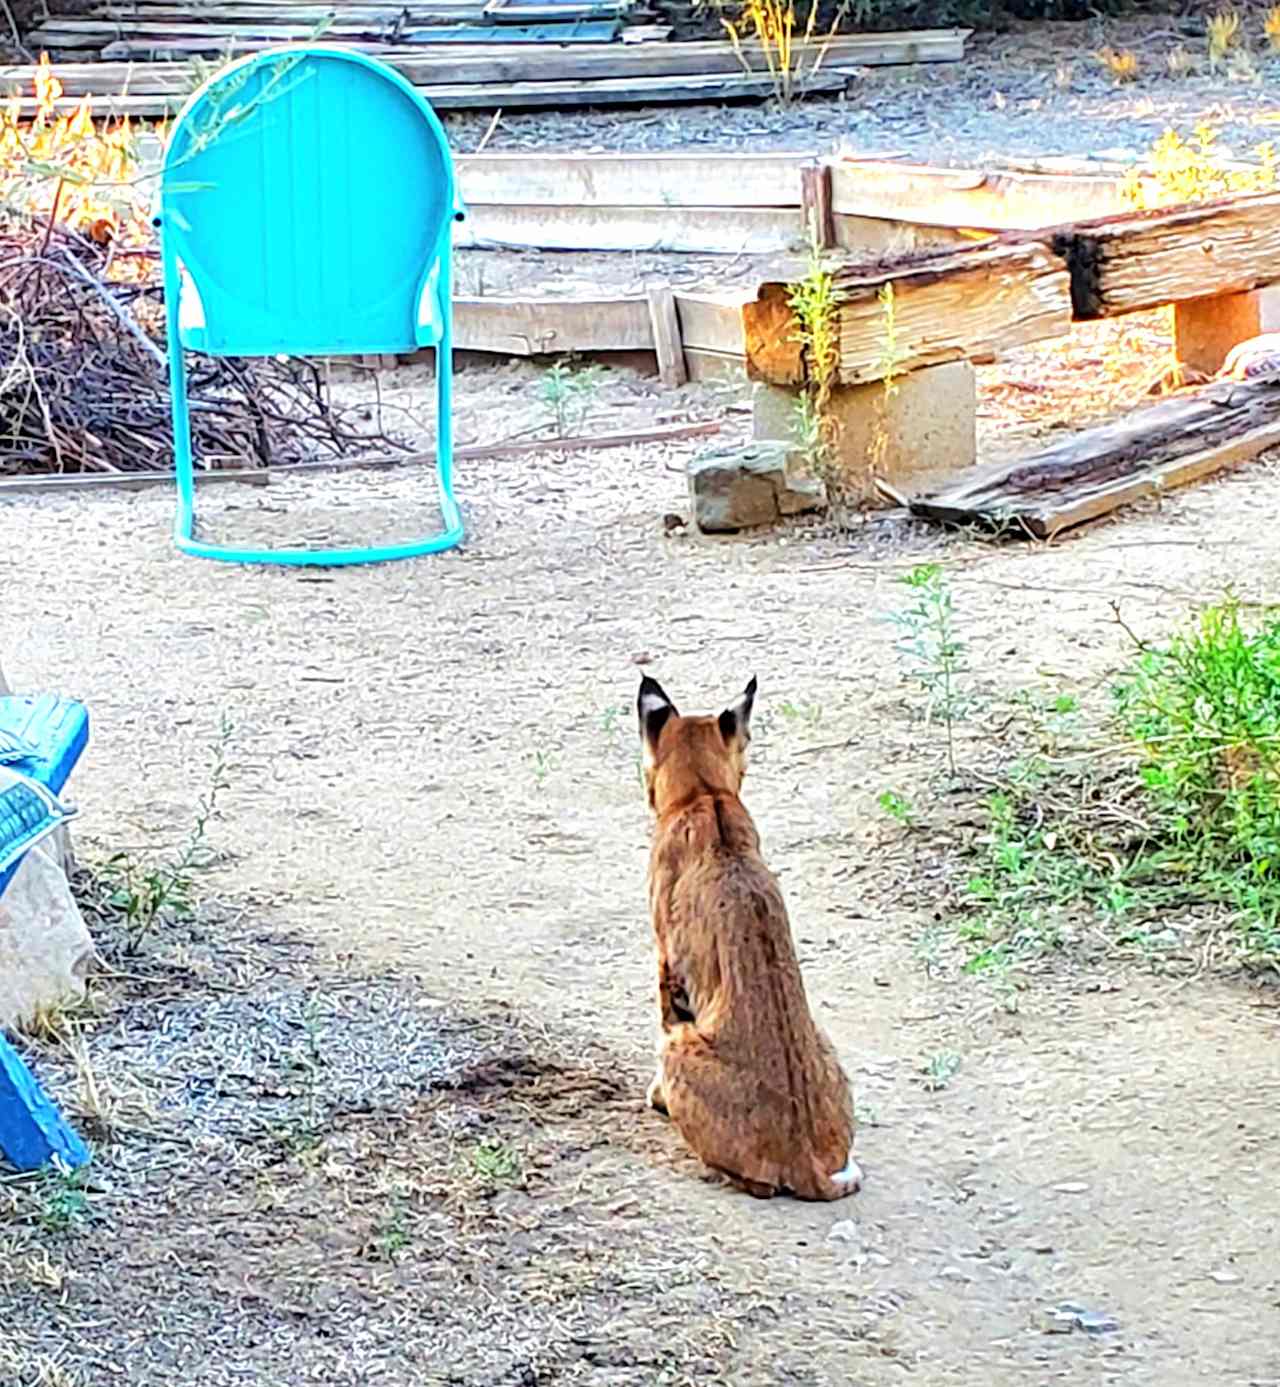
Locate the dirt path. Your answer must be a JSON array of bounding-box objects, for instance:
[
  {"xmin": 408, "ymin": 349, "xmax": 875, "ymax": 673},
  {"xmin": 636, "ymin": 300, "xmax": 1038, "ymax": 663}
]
[{"xmin": 5, "ymin": 392, "xmax": 1280, "ymax": 1381}]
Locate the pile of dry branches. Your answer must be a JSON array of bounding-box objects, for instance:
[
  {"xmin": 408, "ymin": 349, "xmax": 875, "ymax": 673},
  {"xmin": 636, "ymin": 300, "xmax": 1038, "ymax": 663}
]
[{"xmin": 0, "ymin": 216, "xmax": 387, "ymax": 477}]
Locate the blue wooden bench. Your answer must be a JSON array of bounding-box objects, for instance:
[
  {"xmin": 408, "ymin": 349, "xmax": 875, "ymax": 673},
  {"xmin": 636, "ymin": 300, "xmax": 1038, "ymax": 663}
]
[{"xmin": 0, "ymin": 691, "xmax": 92, "ymax": 1173}]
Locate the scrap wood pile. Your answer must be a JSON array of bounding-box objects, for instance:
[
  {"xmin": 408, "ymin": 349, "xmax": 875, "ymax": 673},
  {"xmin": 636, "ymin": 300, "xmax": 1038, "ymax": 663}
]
[
  {"xmin": 0, "ymin": 60, "xmax": 394, "ymax": 478},
  {"xmin": 0, "ymin": 219, "xmax": 379, "ymax": 477},
  {"xmin": 3, "ymin": 0, "xmax": 972, "ymax": 116}
]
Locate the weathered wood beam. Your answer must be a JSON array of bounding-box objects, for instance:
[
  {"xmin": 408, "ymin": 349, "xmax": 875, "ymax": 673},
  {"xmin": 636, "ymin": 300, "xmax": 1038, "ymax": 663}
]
[
  {"xmin": 3, "ymin": 68, "xmax": 850, "ymax": 117},
  {"xmin": 828, "ymin": 158, "xmax": 1137, "ymax": 232},
  {"xmin": 743, "ymin": 240, "xmax": 1072, "ymax": 386},
  {"xmin": 912, "ymin": 372, "xmax": 1280, "ymax": 538},
  {"xmin": 27, "ymin": 23, "xmax": 971, "ymax": 67},
  {"xmin": 456, "ymin": 150, "xmax": 812, "ymax": 210},
  {"xmin": 2, "ymin": 36, "xmax": 960, "ymax": 91},
  {"xmin": 455, "ymin": 202, "xmax": 804, "ymax": 254},
  {"xmin": 1047, "ymin": 191, "xmax": 1280, "ymax": 320}
]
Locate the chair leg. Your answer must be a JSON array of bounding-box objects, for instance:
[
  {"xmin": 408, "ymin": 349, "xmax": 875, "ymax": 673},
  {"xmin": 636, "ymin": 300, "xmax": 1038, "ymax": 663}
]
[
  {"xmin": 163, "ymin": 256, "xmax": 198, "ymax": 550},
  {"xmin": 435, "ymin": 315, "xmax": 464, "ymax": 548}
]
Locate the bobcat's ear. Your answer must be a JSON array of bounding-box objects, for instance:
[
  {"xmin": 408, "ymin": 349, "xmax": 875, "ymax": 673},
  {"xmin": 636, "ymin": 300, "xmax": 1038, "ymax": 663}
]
[
  {"xmin": 718, "ymin": 675, "xmax": 757, "ymax": 746},
  {"xmin": 638, "ymin": 674, "xmax": 677, "ymax": 749}
]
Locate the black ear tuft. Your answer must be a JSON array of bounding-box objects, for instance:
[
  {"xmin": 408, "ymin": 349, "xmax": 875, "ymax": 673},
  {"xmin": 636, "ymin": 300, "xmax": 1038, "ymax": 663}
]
[
  {"xmin": 638, "ymin": 674, "xmax": 677, "ymax": 746},
  {"xmin": 718, "ymin": 675, "xmax": 757, "ymax": 744}
]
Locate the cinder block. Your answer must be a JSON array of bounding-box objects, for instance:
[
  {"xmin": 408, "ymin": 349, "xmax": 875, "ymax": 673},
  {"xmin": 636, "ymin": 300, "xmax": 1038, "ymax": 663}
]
[
  {"xmin": 751, "ymin": 362, "xmax": 976, "ymax": 505},
  {"xmin": 751, "ymin": 380, "xmax": 802, "ymax": 443},
  {"xmin": 1175, "ymin": 285, "xmax": 1280, "ymax": 377},
  {"xmin": 827, "ymin": 360, "xmax": 976, "ymax": 502}
]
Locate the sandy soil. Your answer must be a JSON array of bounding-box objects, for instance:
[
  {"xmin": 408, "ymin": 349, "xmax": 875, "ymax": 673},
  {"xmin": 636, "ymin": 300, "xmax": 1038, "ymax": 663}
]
[{"xmin": 4, "ymin": 339, "xmax": 1280, "ymax": 1380}]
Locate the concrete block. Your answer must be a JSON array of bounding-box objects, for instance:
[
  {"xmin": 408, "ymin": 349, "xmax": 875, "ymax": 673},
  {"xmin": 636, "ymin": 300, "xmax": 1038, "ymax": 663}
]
[
  {"xmin": 827, "ymin": 359, "xmax": 976, "ymax": 502},
  {"xmin": 688, "ymin": 440, "xmax": 826, "ymax": 533},
  {"xmin": 751, "ymin": 362, "xmax": 976, "ymax": 504},
  {"xmin": 1175, "ymin": 285, "xmax": 1280, "ymax": 377},
  {"xmin": 752, "ymin": 380, "xmax": 801, "ymax": 443}
]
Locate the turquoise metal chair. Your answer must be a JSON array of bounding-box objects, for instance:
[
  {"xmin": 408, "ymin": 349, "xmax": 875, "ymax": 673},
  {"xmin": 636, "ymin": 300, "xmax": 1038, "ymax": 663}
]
[{"xmin": 155, "ymin": 47, "xmax": 466, "ymax": 566}]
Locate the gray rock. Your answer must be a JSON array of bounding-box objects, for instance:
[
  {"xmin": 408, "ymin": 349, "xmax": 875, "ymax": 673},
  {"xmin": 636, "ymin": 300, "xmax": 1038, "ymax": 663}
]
[
  {"xmin": 687, "ymin": 440, "xmax": 827, "ymax": 533},
  {"xmin": 1039, "ymin": 1302, "xmax": 1119, "ymax": 1335}
]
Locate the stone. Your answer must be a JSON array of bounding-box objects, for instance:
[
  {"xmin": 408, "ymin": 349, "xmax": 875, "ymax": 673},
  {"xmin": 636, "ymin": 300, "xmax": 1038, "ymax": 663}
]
[
  {"xmin": 0, "ymin": 844, "xmax": 94, "ymax": 1031},
  {"xmin": 750, "ymin": 361, "xmax": 977, "ymax": 506},
  {"xmin": 687, "ymin": 440, "xmax": 826, "ymax": 533},
  {"xmin": 1175, "ymin": 285, "xmax": 1280, "ymax": 378},
  {"xmin": 1038, "ymin": 1302, "xmax": 1119, "ymax": 1335}
]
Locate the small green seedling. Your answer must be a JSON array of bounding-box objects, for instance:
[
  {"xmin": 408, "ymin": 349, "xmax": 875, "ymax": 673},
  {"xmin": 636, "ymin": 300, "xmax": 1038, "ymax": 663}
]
[
  {"xmin": 877, "ymin": 789, "xmax": 915, "ymax": 826},
  {"xmin": 887, "ymin": 564, "xmax": 976, "ymax": 775},
  {"xmin": 471, "ymin": 1138, "xmax": 521, "ymax": 1185},
  {"xmin": 538, "ymin": 361, "xmax": 604, "ymax": 438},
  {"xmin": 921, "ymin": 1051, "xmax": 961, "ymax": 1092}
]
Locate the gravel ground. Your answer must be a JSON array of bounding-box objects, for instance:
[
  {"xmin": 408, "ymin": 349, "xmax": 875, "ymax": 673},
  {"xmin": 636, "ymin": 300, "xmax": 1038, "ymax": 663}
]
[
  {"xmin": 6, "ymin": 14, "xmax": 1280, "ymax": 1386},
  {"xmin": 441, "ymin": 19, "xmax": 1280, "ymax": 167}
]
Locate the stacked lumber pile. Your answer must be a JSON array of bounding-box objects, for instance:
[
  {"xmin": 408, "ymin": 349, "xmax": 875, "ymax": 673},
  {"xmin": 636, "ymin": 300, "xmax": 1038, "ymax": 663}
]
[{"xmin": 9, "ymin": 4, "xmax": 970, "ymax": 114}]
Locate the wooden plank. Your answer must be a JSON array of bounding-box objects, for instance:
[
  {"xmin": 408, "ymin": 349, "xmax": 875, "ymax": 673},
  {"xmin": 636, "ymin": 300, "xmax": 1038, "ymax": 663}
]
[
  {"xmin": 95, "ymin": 4, "xmax": 413, "ymax": 19},
  {"xmin": 7, "ymin": 33, "xmax": 957, "ymax": 88},
  {"xmin": 801, "ymin": 160, "xmax": 834, "ymax": 250},
  {"xmin": 95, "ymin": 19, "xmax": 623, "ymax": 52},
  {"xmin": 8, "ymin": 68, "xmax": 850, "ymax": 117},
  {"xmin": 1046, "ymin": 190, "xmax": 1280, "ymax": 320},
  {"xmin": 453, "ymin": 295, "xmax": 652, "ymax": 354},
  {"xmin": 456, "ymin": 151, "xmax": 812, "ymax": 209},
  {"xmin": 646, "ymin": 286, "xmax": 687, "ymax": 387},
  {"xmin": 745, "ymin": 240, "xmax": 1072, "ymax": 386},
  {"xmin": 828, "ymin": 158, "xmax": 1136, "ymax": 232},
  {"xmin": 484, "ymin": 0, "xmax": 629, "ymax": 21},
  {"xmin": 673, "ymin": 292, "xmax": 748, "ymax": 356},
  {"xmin": 25, "ymin": 19, "xmax": 409, "ymax": 40},
  {"xmin": 0, "ymin": 420, "xmax": 723, "ymax": 496},
  {"xmin": 1034, "ymin": 419, "xmax": 1280, "ymax": 536},
  {"xmin": 456, "ymin": 202, "xmax": 803, "ymax": 253},
  {"xmin": 829, "ymin": 240, "xmax": 1071, "ymax": 385},
  {"xmin": 399, "ymin": 18, "xmax": 622, "ymax": 40},
  {"xmin": 36, "ymin": 21, "xmax": 970, "ymax": 64},
  {"xmin": 911, "ymin": 373, "xmax": 1280, "ymax": 538},
  {"xmin": 0, "ymin": 467, "xmax": 269, "ymax": 494},
  {"xmin": 453, "ymin": 290, "xmax": 742, "ymax": 364}
]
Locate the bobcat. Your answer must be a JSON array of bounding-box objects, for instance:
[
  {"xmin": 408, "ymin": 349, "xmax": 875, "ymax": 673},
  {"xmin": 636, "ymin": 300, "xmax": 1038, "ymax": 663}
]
[{"xmin": 636, "ymin": 673, "xmax": 862, "ymax": 1201}]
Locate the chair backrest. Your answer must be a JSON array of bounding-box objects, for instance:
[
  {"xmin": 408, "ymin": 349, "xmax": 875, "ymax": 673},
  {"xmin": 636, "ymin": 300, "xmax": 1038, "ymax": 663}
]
[{"xmin": 158, "ymin": 47, "xmax": 459, "ymax": 358}]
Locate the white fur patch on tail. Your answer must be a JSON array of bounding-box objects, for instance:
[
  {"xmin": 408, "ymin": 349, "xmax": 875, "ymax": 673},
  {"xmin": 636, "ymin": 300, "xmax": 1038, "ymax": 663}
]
[{"xmin": 832, "ymin": 1151, "xmax": 863, "ymax": 1188}]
